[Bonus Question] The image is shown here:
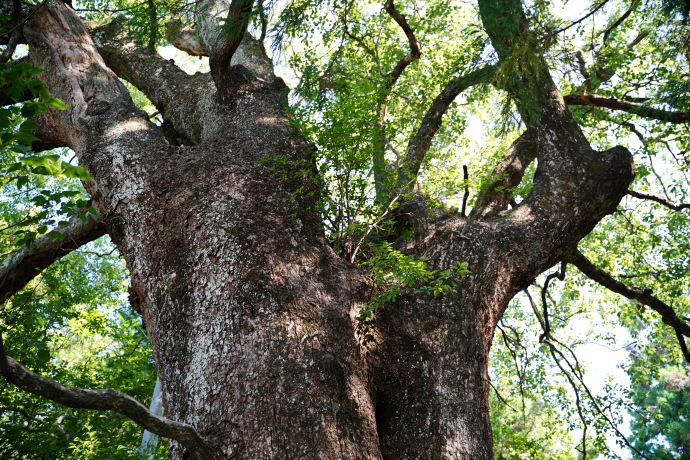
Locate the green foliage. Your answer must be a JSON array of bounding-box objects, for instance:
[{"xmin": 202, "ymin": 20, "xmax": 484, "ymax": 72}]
[
  {"xmin": 358, "ymin": 242, "xmax": 469, "ymax": 319},
  {"xmin": 0, "ymin": 63, "xmax": 92, "ymax": 249},
  {"xmin": 0, "ymin": 60, "xmax": 163, "ymax": 458},
  {"xmin": 0, "ymin": 237, "xmax": 164, "ymax": 459}
]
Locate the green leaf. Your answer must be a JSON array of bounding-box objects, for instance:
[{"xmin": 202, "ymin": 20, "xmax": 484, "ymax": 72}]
[
  {"xmin": 45, "ymin": 97, "xmax": 68, "ymax": 110},
  {"xmin": 48, "ymin": 230, "xmax": 64, "ymax": 241},
  {"xmin": 19, "ymin": 120, "xmax": 39, "ymax": 131}
]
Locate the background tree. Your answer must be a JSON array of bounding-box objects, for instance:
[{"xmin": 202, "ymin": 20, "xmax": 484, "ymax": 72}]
[{"xmin": 0, "ymin": 0, "xmax": 689, "ymax": 459}]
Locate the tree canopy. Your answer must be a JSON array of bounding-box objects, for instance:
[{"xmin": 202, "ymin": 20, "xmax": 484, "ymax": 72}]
[{"xmin": 1, "ymin": 0, "xmax": 689, "ymax": 458}]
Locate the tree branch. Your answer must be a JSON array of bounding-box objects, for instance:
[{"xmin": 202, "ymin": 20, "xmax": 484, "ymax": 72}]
[
  {"xmin": 564, "ymin": 93, "xmax": 690, "ymax": 123},
  {"xmin": 470, "ymin": 130, "xmax": 536, "ymax": 218},
  {"xmin": 383, "ymin": 0, "xmax": 421, "ymax": 89},
  {"xmin": 602, "ymin": 0, "xmax": 637, "ymax": 45},
  {"xmin": 90, "ymin": 20, "xmax": 214, "ymax": 146},
  {"xmin": 0, "ymin": 333, "xmax": 207, "ymax": 458},
  {"xmin": 207, "ymin": 0, "xmax": 254, "ymax": 89},
  {"xmin": 146, "ymin": 0, "xmax": 157, "ymax": 50},
  {"xmin": 167, "ymin": 24, "xmax": 207, "ymax": 56},
  {"xmin": 398, "ymin": 65, "xmax": 495, "ymax": 190},
  {"xmin": 549, "ymin": 0, "xmax": 611, "ymax": 37},
  {"xmin": 627, "ymin": 189, "xmax": 690, "ymax": 211},
  {"xmin": 0, "ymin": 210, "xmax": 106, "ymax": 304},
  {"xmin": 564, "ymin": 249, "xmax": 690, "ymax": 363}
]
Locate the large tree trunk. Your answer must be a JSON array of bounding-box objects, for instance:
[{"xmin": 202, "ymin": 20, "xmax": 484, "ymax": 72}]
[{"xmin": 19, "ymin": 2, "xmax": 634, "ymax": 459}]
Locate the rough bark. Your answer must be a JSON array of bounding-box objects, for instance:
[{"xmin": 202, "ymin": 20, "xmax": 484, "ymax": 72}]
[
  {"xmin": 25, "ymin": 3, "xmax": 380, "ymax": 459},
  {"xmin": 8, "ymin": 1, "xmax": 638, "ymax": 459}
]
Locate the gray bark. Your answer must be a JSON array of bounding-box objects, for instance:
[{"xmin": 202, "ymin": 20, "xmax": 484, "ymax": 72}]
[{"xmin": 6, "ymin": 1, "xmax": 637, "ymax": 459}]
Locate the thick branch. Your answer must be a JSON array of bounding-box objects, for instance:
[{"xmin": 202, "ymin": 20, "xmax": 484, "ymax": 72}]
[
  {"xmin": 399, "ymin": 65, "xmax": 495, "ymax": 190},
  {"xmin": 477, "ymin": 0, "xmax": 634, "ymax": 274},
  {"xmin": 0, "ymin": 340, "xmax": 207, "ymax": 458},
  {"xmin": 90, "ymin": 19, "xmax": 214, "ymax": 145},
  {"xmin": 470, "ymin": 130, "xmax": 536, "ymax": 218},
  {"xmin": 383, "ymin": 0, "xmax": 421, "ymax": 88},
  {"xmin": 24, "ymin": 2, "xmax": 166, "ymax": 156},
  {"xmin": 0, "ymin": 211, "xmax": 105, "ymax": 303},
  {"xmin": 564, "ymin": 249, "xmax": 690, "ymax": 361},
  {"xmin": 200, "ymin": 0, "xmax": 254, "ymax": 89},
  {"xmin": 564, "ymin": 93, "xmax": 690, "ymax": 123}
]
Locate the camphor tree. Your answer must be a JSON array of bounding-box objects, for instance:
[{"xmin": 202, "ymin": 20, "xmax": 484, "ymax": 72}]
[{"xmin": 1, "ymin": 0, "xmax": 689, "ymax": 458}]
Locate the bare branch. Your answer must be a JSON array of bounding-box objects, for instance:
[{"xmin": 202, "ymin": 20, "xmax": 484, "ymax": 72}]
[
  {"xmin": 0, "ymin": 210, "xmax": 106, "ymax": 304},
  {"xmin": 564, "ymin": 249, "xmax": 690, "ymax": 362},
  {"xmin": 602, "ymin": 0, "xmax": 637, "ymax": 45},
  {"xmin": 470, "ymin": 130, "xmax": 536, "ymax": 218},
  {"xmin": 399, "ymin": 65, "xmax": 495, "ymax": 189},
  {"xmin": 538, "ymin": 262, "xmax": 567, "ymax": 343},
  {"xmin": 627, "ymin": 189, "xmax": 690, "ymax": 211},
  {"xmin": 564, "ymin": 93, "xmax": 690, "ymax": 123},
  {"xmin": 383, "ymin": 0, "xmax": 421, "ymax": 89},
  {"xmin": 90, "ymin": 20, "xmax": 214, "ymax": 146},
  {"xmin": 549, "ymin": 0, "xmax": 611, "ymax": 37},
  {"xmin": 461, "ymin": 165, "xmax": 469, "ymax": 217},
  {"xmin": 341, "ymin": 13, "xmax": 378, "ymax": 61},
  {"xmin": 0, "ymin": 333, "xmax": 207, "ymax": 458}
]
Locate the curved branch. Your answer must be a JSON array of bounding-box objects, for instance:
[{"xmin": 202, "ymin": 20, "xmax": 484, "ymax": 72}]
[
  {"xmin": 0, "ymin": 334, "xmax": 207, "ymax": 458},
  {"xmin": 564, "ymin": 249, "xmax": 690, "ymax": 362},
  {"xmin": 564, "ymin": 93, "xmax": 690, "ymax": 123},
  {"xmin": 602, "ymin": 0, "xmax": 637, "ymax": 45},
  {"xmin": 204, "ymin": 0, "xmax": 254, "ymax": 90},
  {"xmin": 549, "ymin": 0, "xmax": 611, "ymax": 37},
  {"xmin": 627, "ymin": 189, "xmax": 690, "ymax": 211},
  {"xmin": 383, "ymin": 0, "xmax": 421, "ymax": 88},
  {"xmin": 90, "ymin": 20, "xmax": 214, "ymax": 146},
  {"xmin": 0, "ymin": 210, "xmax": 106, "ymax": 303},
  {"xmin": 399, "ymin": 65, "xmax": 495, "ymax": 189},
  {"xmin": 477, "ymin": 0, "xmax": 634, "ymax": 278},
  {"xmin": 470, "ymin": 129, "xmax": 536, "ymax": 218}
]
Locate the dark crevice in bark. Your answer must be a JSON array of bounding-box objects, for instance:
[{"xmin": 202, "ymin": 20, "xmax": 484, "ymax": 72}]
[{"xmin": 470, "ymin": 130, "xmax": 536, "ymax": 218}]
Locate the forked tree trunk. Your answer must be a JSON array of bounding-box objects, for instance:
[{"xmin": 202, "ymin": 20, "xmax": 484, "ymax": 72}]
[{"xmin": 21, "ymin": 2, "xmax": 634, "ymax": 459}]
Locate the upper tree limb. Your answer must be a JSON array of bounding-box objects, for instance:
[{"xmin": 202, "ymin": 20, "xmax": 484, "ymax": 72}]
[
  {"xmin": 0, "ymin": 210, "xmax": 105, "ymax": 303},
  {"xmin": 564, "ymin": 248, "xmax": 690, "ymax": 363},
  {"xmin": 90, "ymin": 20, "xmax": 215, "ymax": 146},
  {"xmin": 397, "ymin": 65, "xmax": 496, "ymax": 192},
  {"xmin": 563, "ymin": 93, "xmax": 690, "ymax": 123}
]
